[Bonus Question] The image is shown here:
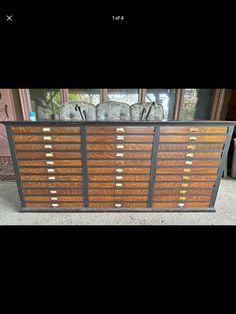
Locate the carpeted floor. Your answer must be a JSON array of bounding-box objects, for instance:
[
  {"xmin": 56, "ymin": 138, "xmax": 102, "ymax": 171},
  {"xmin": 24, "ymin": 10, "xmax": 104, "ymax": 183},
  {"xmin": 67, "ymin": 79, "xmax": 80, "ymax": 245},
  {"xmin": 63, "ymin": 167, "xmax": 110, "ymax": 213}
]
[{"xmin": 0, "ymin": 178, "xmax": 236, "ymax": 225}]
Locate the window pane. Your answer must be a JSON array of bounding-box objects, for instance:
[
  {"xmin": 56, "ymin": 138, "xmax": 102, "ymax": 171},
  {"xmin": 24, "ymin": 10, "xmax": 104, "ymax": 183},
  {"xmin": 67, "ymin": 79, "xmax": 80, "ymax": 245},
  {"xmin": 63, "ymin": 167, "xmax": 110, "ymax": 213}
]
[
  {"xmin": 145, "ymin": 89, "xmax": 176, "ymax": 120},
  {"xmin": 180, "ymin": 89, "xmax": 214, "ymax": 120},
  {"xmin": 107, "ymin": 89, "xmax": 139, "ymax": 105},
  {"xmin": 29, "ymin": 89, "xmax": 61, "ymax": 120},
  {"xmin": 68, "ymin": 89, "xmax": 100, "ymax": 105}
]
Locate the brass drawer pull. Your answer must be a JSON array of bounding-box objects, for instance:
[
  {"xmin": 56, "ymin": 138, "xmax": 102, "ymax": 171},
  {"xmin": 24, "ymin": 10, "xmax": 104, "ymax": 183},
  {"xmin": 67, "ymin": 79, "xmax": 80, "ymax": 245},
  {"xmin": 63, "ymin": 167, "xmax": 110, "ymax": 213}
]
[
  {"xmin": 190, "ymin": 127, "xmax": 199, "ymax": 132},
  {"xmin": 46, "ymin": 161, "xmax": 54, "ymax": 165},
  {"xmin": 187, "ymin": 145, "xmax": 196, "ymax": 150},
  {"xmin": 50, "ymin": 190, "xmax": 57, "ymax": 194},
  {"xmin": 179, "ymin": 196, "xmax": 186, "ymax": 200},
  {"xmin": 181, "ymin": 183, "xmax": 189, "ymax": 187},
  {"xmin": 186, "ymin": 153, "xmax": 194, "ymax": 158},
  {"xmin": 115, "ymin": 203, "xmax": 122, "ymax": 208},
  {"xmin": 183, "ymin": 168, "xmax": 191, "ymax": 172},
  {"xmin": 116, "ymin": 183, "xmax": 123, "ymax": 187},
  {"xmin": 43, "ymin": 128, "xmax": 51, "ymax": 132},
  {"xmin": 116, "ymin": 176, "xmax": 123, "ymax": 180},
  {"xmin": 178, "ymin": 203, "xmax": 185, "ymax": 208},
  {"xmin": 185, "ymin": 161, "xmax": 193, "ymax": 165},
  {"xmin": 47, "ymin": 169, "xmax": 55, "ymax": 173},
  {"xmin": 116, "ymin": 169, "xmax": 123, "ymax": 173},
  {"xmin": 183, "ymin": 176, "xmax": 190, "ymax": 181},
  {"xmin": 189, "ymin": 136, "xmax": 197, "ymax": 141},
  {"xmin": 116, "ymin": 128, "xmax": 125, "ymax": 133},
  {"xmin": 117, "ymin": 145, "xmax": 124, "ymax": 149},
  {"xmin": 116, "ymin": 153, "xmax": 124, "ymax": 158},
  {"xmin": 52, "ymin": 203, "xmax": 59, "ymax": 207},
  {"xmin": 45, "ymin": 145, "xmax": 52, "ymax": 149},
  {"xmin": 46, "ymin": 153, "xmax": 53, "ymax": 157},
  {"xmin": 117, "ymin": 135, "xmax": 125, "ymax": 141},
  {"xmin": 48, "ymin": 176, "xmax": 55, "ymax": 180},
  {"xmin": 43, "ymin": 136, "xmax": 52, "ymax": 141},
  {"xmin": 180, "ymin": 190, "xmax": 187, "ymax": 194}
]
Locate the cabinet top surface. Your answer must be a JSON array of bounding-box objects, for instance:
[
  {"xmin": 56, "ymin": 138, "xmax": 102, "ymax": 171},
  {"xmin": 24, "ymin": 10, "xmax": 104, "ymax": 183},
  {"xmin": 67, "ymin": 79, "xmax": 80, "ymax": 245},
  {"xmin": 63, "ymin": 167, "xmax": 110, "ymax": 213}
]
[{"xmin": 2, "ymin": 120, "xmax": 236, "ymax": 126}]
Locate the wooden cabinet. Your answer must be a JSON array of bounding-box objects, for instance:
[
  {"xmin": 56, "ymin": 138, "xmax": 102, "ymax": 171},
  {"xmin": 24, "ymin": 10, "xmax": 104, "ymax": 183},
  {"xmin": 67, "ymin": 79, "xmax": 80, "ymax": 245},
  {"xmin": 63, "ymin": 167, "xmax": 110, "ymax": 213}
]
[{"xmin": 2, "ymin": 121, "xmax": 235, "ymax": 212}]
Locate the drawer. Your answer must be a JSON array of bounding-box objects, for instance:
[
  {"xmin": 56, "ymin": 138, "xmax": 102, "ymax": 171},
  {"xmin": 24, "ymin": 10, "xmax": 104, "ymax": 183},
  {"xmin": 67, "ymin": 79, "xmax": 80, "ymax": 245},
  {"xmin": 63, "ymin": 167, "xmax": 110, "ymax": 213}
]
[
  {"xmin": 12, "ymin": 126, "xmax": 81, "ymax": 134},
  {"xmin": 23, "ymin": 189, "xmax": 83, "ymax": 195},
  {"xmin": 20, "ymin": 175, "xmax": 83, "ymax": 181},
  {"xmin": 89, "ymin": 196, "xmax": 148, "ymax": 202},
  {"xmin": 22, "ymin": 182, "xmax": 83, "ymax": 188},
  {"xmin": 153, "ymin": 195, "xmax": 211, "ymax": 202},
  {"xmin": 159, "ymin": 135, "xmax": 226, "ymax": 142},
  {"xmin": 87, "ymin": 167, "xmax": 150, "ymax": 174},
  {"xmin": 87, "ymin": 144, "xmax": 152, "ymax": 151},
  {"xmin": 24, "ymin": 196, "xmax": 84, "ymax": 202},
  {"xmin": 157, "ymin": 159, "xmax": 221, "ymax": 167},
  {"xmin": 16, "ymin": 152, "xmax": 82, "ymax": 159},
  {"xmin": 87, "ymin": 160, "xmax": 151, "ymax": 167},
  {"xmin": 87, "ymin": 135, "xmax": 153, "ymax": 142},
  {"xmin": 154, "ymin": 182, "xmax": 215, "ymax": 188},
  {"xmin": 88, "ymin": 175, "xmax": 150, "ymax": 181},
  {"xmin": 88, "ymin": 189, "xmax": 149, "ymax": 195},
  {"xmin": 25, "ymin": 202, "xmax": 84, "ymax": 208},
  {"xmin": 88, "ymin": 182, "xmax": 149, "ymax": 189},
  {"xmin": 152, "ymin": 202, "xmax": 210, "ymax": 208},
  {"xmin": 89, "ymin": 202, "xmax": 148, "ymax": 208},
  {"xmin": 157, "ymin": 152, "xmax": 223, "ymax": 159},
  {"xmin": 87, "ymin": 127, "xmax": 154, "ymax": 134},
  {"xmin": 155, "ymin": 175, "xmax": 217, "ymax": 181},
  {"xmin": 18, "ymin": 160, "xmax": 83, "ymax": 167},
  {"xmin": 154, "ymin": 189, "xmax": 213, "ymax": 195},
  {"xmin": 156, "ymin": 167, "xmax": 218, "ymax": 174},
  {"xmin": 87, "ymin": 152, "xmax": 152, "ymax": 159},
  {"xmin": 15, "ymin": 144, "xmax": 81, "ymax": 151},
  {"xmin": 19, "ymin": 167, "xmax": 83, "ymax": 174},
  {"xmin": 160, "ymin": 126, "xmax": 228, "ymax": 133},
  {"xmin": 158, "ymin": 143, "xmax": 224, "ymax": 151},
  {"xmin": 14, "ymin": 135, "xmax": 81, "ymax": 142}
]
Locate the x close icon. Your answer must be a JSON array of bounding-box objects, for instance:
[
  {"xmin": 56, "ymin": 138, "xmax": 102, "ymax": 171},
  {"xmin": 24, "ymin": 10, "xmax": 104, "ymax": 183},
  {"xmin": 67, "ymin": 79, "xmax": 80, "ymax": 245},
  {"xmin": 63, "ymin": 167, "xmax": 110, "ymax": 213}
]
[{"xmin": 6, "ymin": 15, "xmax": 13, "ymax": 22}]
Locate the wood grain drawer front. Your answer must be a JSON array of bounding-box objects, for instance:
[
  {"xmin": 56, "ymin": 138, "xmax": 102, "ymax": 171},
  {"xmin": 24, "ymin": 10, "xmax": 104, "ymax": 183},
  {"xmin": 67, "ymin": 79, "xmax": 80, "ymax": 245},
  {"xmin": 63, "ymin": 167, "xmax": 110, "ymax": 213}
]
[
  {"xmin": 88, "ymin": 189, "xmax": 149, "ymax": 195},
  {"xmin": 155, "ymin": 175, "xmax": 217, "ymax": 181},
  {"xmin": 89, "ymin": 196, "xmax": 148, "ymax": 202},
  {"xmin": 153, "ymin": 195, "xmax": 211, "ymax": 202},
  {"xmin": 20, "ymin": 175, "xmax": 83, "ymax": 181},
  {"xmin": 25, "ymin": 202, "xmax": 84, "ymax": 208},
  {"xmin": 88, "ymin": 167, "xmax": 150, "ymax": 174},
  {"xmin": 12, "ymin": 127, "xmax": 81, "ymax": 134},
  {"xmin": 19, "ymin": 168, "xmax": 83, "ymax": 174},
  {"xmin": 87, "ymin": 144, "xmax": 152, "ymax": 151},
  {"xmin": 159, "ymin": 135, "xmax": 226, "ymax": 143},
  {"xmin": 156, "ymin": 168, "xmax": 218, "ymax": 174},
  {"xmin": 16, "ymin": 152, "xmax": 82, "ymax": 159},
  {"xmin": 14, "ymin": 135, "xmax": 81, "ymax": 142},
  {"xmin": 157, "ymin": 152, "xmax": 222, "ymax": 159},
  {"xmin": 154, "ymin": 182, "xmax": 215, "ymax": 188},
  {"xmin": 88, "ymin": 182, "xmax": 149, "ymax": 189},
  {"xmin": 23, "ymin": 189, "xmax": 83, "ymax": 195},
  {"xmin": 89, "ymin": 202, "xmax": 148, "ymax": 208},
  {"xmin": 22, "ymin": 182, "xmax": 83, "ymax": 188},
  {"xmin": 87, "ymin": 135, "xmax": 153, "ymax": 142},
  {"xmin": 18, "ymin": 160, "xmax": 82, "ymax": 167},
  {"xmin": 87, "ymin": 127, "xmax": 154, "ymax": 134},
  {"xmin": 87, "ymin": 152, "xmax": 152, "ymax": 159},
  {"xmin": 157, "ymin": 160, "xmax": 221, "ymax": 167},
  {"xmin": 154, "ymin": 189, "xmax": 213, "ymax": 195},
  {"xmin": 152, "ymin": 202, "xmax": 210, "ymax": 208},
  {"xmin": 15, "ymin": 144, "xmax": 81, "ymax": 151},
  {"xmin": 25, "ymin": 196, "xmax": 84, "ymax": 202},
  {"xmin": 87, "ymin": 160, "xmax": 151, "ymax": 167},
  {"xmin": 88, "ymin": 175, "xmax": 150, "ymax": 181},
  {"xmin": 158, "ymin": 144, "xmax": 224, "ymax": 151},
  {"xmin": 160, "ymin": 126, "xmax": 228, "ymax": 133}
]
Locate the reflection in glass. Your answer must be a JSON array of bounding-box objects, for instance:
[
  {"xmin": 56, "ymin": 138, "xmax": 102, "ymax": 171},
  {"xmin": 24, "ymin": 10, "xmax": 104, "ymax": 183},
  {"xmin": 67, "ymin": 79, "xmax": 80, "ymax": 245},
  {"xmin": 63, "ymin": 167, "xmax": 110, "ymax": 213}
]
[
  {"xmin": 107, "ymin": 89, "xmax": 139, "ymax": 105},
  {"xmin": 68, "ymin": 89, "xmax": 100, "ymax": 105}
]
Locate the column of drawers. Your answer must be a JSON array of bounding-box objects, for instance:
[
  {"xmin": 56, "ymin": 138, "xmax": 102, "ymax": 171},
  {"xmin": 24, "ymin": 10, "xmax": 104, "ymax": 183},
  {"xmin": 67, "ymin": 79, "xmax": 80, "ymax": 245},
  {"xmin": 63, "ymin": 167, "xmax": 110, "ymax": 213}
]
[
  {"xmin": 86, "ymin": 126, "xmax": 154, "ymax": 208},
  {"xmin": 153, "ymin": 126, "xmax": 228, "ymax": 209},
  {"xmin": 12, "ymin": 126, "xmax": 84, "ymax": 209}
]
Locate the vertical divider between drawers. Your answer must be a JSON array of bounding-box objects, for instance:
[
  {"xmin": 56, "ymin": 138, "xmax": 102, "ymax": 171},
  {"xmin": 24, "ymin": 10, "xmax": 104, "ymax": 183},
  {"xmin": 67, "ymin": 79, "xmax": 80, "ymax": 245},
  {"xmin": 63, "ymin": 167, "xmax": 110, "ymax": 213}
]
[
  {"xmin": 148, "ymin": 126, "xmax": 160, "ymax": 207},
  {"xmin": 80, "ymin": 126, "xmax": 89, "ymax": 207}
]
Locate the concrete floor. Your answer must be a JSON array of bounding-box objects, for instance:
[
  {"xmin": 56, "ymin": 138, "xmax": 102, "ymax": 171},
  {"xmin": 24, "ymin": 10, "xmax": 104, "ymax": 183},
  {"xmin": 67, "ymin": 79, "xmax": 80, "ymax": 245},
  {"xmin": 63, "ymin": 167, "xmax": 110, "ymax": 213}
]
[{"xmin": 0, "ymin": 178, "xmax": 236, "ymax": 225}]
